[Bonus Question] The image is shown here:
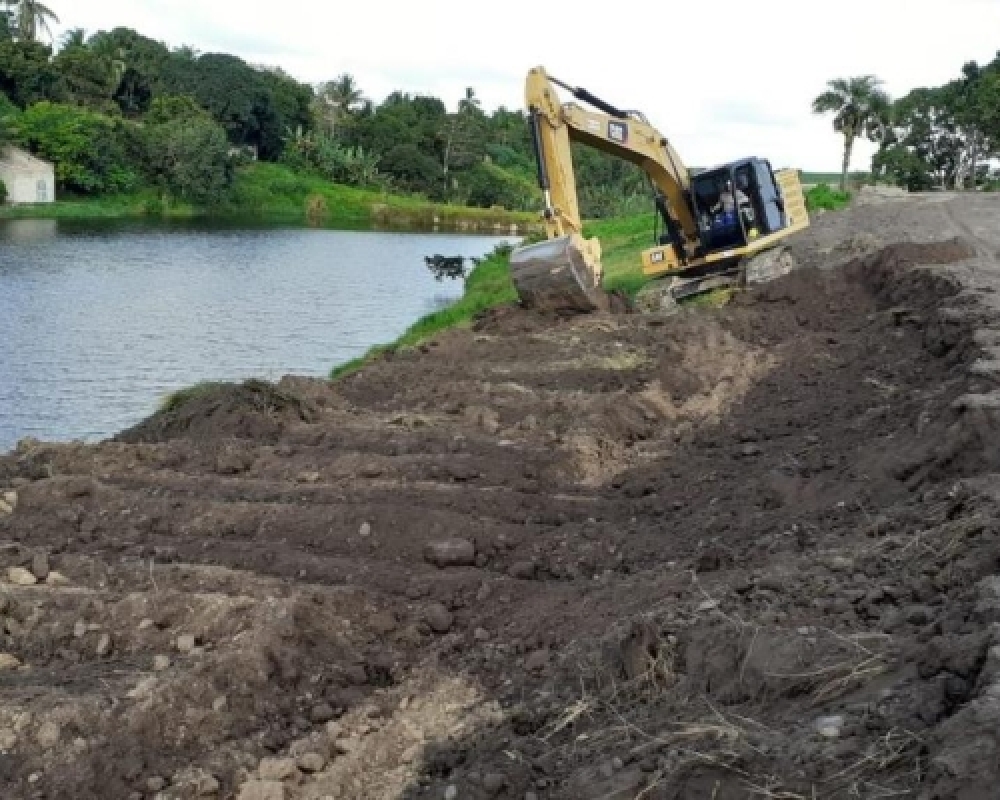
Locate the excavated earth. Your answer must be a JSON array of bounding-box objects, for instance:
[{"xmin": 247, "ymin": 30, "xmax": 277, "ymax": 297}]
[{"xmin": 4, "ymin": 192, "xmax": 1000, "ymax": 800}]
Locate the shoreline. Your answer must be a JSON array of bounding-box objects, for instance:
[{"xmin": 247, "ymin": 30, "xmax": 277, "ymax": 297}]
[{"xmin": 0, "ymin": 163, "xmax": 538, "ymax": 236}]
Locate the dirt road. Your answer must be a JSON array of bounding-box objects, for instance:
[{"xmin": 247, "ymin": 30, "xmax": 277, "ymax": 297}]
[{"xmin": 3, "ymin": 192, "xmax": 1000, "ymax": 799}]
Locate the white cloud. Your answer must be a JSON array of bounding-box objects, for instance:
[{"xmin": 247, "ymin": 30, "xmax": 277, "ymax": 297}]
[{"xmin": 51, "ymin": 0, "xmax": 1000, "ymax": 171}]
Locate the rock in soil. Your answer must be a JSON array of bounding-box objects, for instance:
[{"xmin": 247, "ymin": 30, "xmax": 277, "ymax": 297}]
[
  {"xmin": 30, "ymin": 552, "xmax": 49, "ymax": 581},
  {"xmin": 257, "ymin": 757, "xmax": 298, "ymax": 782},
  {"xmin": 423, "ymin": 539, "xmax": 476, "ymax": 568},
  {"xmin": 238, "ymin": 781, "xmax": 285, "ymax": 800},
  {"xmin": 425, "ymin": 603, "xmax": 454, "ymax": 633},
  {"xmin": 5, "ymin": 567, "xmax": 36, "ymax": 586},
  {"xmin": 295, "ymin": 752, "xmax": 325, "ymax": 773}
]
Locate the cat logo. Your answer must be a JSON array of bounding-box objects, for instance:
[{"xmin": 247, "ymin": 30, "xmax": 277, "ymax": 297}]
[{"xmin": 608, "ymin": 121, "xmax": 628, "ymax": 145}]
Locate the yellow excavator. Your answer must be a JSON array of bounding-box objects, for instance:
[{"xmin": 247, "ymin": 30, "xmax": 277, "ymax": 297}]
[{"xmin": 509, "ymin": 67, "xmax": 811, "ymax": 312}]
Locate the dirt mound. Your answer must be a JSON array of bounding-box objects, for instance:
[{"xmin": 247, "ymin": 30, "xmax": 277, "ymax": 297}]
[
  {"xmin": 3, "ymin": 194, "xmax": 1000, "ymax": 799},
  {"xmin": 119, "ymin": 379, "xmax": 318, "ymax": 444}
]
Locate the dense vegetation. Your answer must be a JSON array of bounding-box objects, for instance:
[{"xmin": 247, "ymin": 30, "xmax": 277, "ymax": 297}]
[
  {"xmin": 0, "ymin": 2, "xmax": 651, "ymax": 217},
  {"xmin": 816, "ymin": 54, "xmax": 1000, "ymax": 192}
]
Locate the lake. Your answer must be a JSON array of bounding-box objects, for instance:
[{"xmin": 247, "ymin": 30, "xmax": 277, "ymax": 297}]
[{"xmin": 0, "ymin": 218, "xmax": 515, "ymax": 451}]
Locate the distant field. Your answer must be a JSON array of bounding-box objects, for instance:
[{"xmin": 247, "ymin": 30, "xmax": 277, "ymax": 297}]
[{"xmin": 800, "ymin": 171, "xmax": 869, "ymax": 186}]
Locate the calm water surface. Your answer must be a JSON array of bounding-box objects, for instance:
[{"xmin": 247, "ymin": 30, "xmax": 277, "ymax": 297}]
[{"xmin": 0, "ymin": 218, "xmax": 514, "ymax": 450}]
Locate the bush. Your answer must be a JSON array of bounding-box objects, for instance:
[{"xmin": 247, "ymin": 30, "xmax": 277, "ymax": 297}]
[
  {"xmin": 11, "ymin": 102, "xmax": 137, "ymax": 194},
  {"xmin": 0, "ymin": 178, "xmax": 7, "ymax": 204},
  {"xmin": 142, "ymin": 115, "xmax": 232, "ymax": 203},
  {"xmin": 806, "ymin": 184, "xmax": 851, "ymax": 212}
]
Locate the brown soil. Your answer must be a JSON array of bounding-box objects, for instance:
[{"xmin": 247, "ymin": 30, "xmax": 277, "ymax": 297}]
[{"xmin": 4, "ymin": 194, "xmax": 1000, "ymax": 800}]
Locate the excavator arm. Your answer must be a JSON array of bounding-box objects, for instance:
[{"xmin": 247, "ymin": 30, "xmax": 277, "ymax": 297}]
[
  {"xmin": 511, "ymin": 67, "xmax": 702, "ymax": 311},
  {"xmin": 525, "ymin": 67, "xmax": 699, "ymax": 259}
]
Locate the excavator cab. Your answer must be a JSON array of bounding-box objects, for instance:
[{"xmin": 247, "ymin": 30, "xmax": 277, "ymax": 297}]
[{"xmin": 690, "ymin": 158, "xmax": 787, "ymax": 253}]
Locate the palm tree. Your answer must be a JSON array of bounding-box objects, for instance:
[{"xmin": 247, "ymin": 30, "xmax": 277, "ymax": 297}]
[
  {"xmin": 13, "ymin": 0, "xmax": 60, "ymax": 43},
  {"xmin": 314, "ymin": 74, "xmax": 364, "ymax": 134},
  {"xmin": 60, "ymin": 27, "xmax": 86, "ymax": 51},
  {"xmin": 813, "ymin": 76, "xmax": 891, "ymax": 191}
]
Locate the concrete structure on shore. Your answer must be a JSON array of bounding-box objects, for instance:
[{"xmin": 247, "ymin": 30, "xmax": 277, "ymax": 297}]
[{"xmin": 0, "ymin": 147, "xmax": 55, "ymax": 205}]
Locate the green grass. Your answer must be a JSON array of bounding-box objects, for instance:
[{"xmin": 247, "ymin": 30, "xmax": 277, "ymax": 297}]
[
  {"xmin": 159, "ymin": 381, "xmax": 226, "ymax": 413},
  {"xmin": 0, "ymin": 162, "xmax": 536, "ymax": 232},
  {"xmin": 805, "ymin": 183, "xmax": 851, "ymax": 212}
]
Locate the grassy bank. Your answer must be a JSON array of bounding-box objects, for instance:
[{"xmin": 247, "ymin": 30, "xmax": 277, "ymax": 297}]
[{"xmin": 0, "ymin": 163, "xmax": 536, "ymax": 233}]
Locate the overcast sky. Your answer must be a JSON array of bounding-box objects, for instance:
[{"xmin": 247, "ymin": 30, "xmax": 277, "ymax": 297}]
[{"xmin": 51, "ymin": 0, "xmax": 1000, "ymax": 172}]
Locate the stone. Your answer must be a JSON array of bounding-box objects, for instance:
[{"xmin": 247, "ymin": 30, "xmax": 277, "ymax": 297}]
[
  {"xmin": 147, "ymin": 776, "xmax": 167, "ymax": 792},
  {"xmin": 697, "ymin": 598, "xmax": 720, "ymax": 612},
  {"xmin": 815, "ymin": 715, "xmax": 845, "ymax": 739},
  {"xmin": 829, "ymin": 556, "xmax": 854, "ymax": 572},
  {"xmin": 424, "ymin": 603, "xmax": 454, "ymax": 634},
  {"xmin": 524, "ymin": 649, "xmax": 550, "ymax": 672},
  {"xmin": 0, "ymin": 653, "xmax": 21, "ymax": 670},
  {"xmin": 1, "ymin": 491, "xmax": 16, "ymax": 510},
  {"xmin": 525, "ymin": 794, "xmax": 539, "ymax": 800},
  {"xmin": 296, "ymin": 752, "xmax": 326, "ymax": 773},
  {"xmin": 6, "ymin": 567, "xmax": 37, "ymax": 586},
  {"xmin": 361, "ymin": 465, "xmax": 384, "ymax": 479},
  {"xmin": 96, "ymin": 633, "xmax": 112, "ymax": 657},
  {"xmin": 258, "ymin": 757, "xmax": 299, "ymax": 782},
  {"xmin": 138, "ymin": 618, "xmax": 155, "ymax": 631},
  {"xmin": 0, "ymin": 729, "xmax": 17, "ymax": 749},
  {"xmin": 482, "ymin": 773, "xmax": 505, "ymax": 793},
  {"xmin": 176, "ymin": 634, "xmax": 197, "ymax": 653},
  {"xmin": 74, "ymin": 620, "xmax": 87, "ymax": 638},
  {"xmin": 153, "ymin": 655, "xmax": 171, "ymax": 672},
  {"xmin": 309, "ymin": 702, "xmax": 335, "ymax": 724},
  {"xmin": 30, "ymin": 553, "xmax": 49, "ymax": 581},
  {"xmin": 445, "ymin": 787, "xmax": 458, "ymax": 800},
  {"xmin": 474, "ymin": 628, "xmax": 491, "ymax": 642},
  {"xmin": 423, "ymin": 539, "xmax": 476, "ymax": 568},
  {"xmin": 369, "ymin": 611, "xmax": 397, "ymax": 635},
  {"xmin": 508, "ymin": 561, "xmax": 537, "ymax": 580},
  {"xmin": 35, "ymin": 721, "xmax": 60, "ymax": 749},
  {"xmin": 0, "ymin": 500, "xmax": 10, "ymax": 515},
  {"xmin": 45, "ymin": 571, "xmax": 69, "ymax": 587},
  {"xmin": 359, "ymin": 522, "xmax": 372, "ymax": 537},
  {"xmin": 325, "ymin": 721, "xmax": 344, "ymax": 740},
  {"xmin": 212, "ymin": 695, "xmax": 228, "ymax": 712},
  {"xmin": 906, "ymin": 605, "xmax": 934, "ymax": 625},
  {"xmin": 196, "ymin": 773, "xmax": 221, "ymax": 795},
  {"xmin": 238, "ymin": 781, "xmax": 285, "ymax": 800}
]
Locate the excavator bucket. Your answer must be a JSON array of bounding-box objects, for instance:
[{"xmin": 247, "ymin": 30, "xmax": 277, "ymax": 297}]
[{"xmin": 509, "ymin": 234, "xmax": 610, "ymax": 313}]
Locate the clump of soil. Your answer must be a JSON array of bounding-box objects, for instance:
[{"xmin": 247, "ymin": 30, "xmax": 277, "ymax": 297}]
[
  {"xmin": 120, "ymin": 378, "xmax": 318, "ymax": 444},
  {"xmin": 2, "ymin": 193, "xmax": 1000, "ymax": 799}
]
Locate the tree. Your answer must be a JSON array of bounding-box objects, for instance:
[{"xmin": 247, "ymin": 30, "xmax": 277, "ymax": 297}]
[
  {"xmin": 13, "ymin": 0, "xmax": 59, "ymax": 43},
  {"xmin": 54, "ymin": 46, "xmax": 118, "ymax": 110},
  {"xmin": 11, "ymin": 101, "xmax": 137, "ymax": 193},
  {"xmin": 60, "ymin": 27, "xmax": 86, "ymax": 51},
  {"xmin": 0, "ymin": 39, "xmax": 64, "ymax": 106},
  {"xmin": 143, "ymin": 115, "xmax": 231, "ymax": 203},
  {"xmin": 314, "ymin": 73, "xmax": 364, "ymax": 134},
  {"xmin": 813, "ymin": 76, "xmax": 891, "ymax": 191}
]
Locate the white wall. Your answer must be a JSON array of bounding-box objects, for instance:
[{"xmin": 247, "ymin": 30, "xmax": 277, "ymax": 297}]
[{"xmin": 0, "ymin": 167, "xmax": 56, "ymax": 205}]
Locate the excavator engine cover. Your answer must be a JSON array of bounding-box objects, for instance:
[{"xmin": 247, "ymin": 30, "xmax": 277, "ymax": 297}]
[{"xmin": 509, "ymin": 234, "xmax": 609, "ymax": 313}]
